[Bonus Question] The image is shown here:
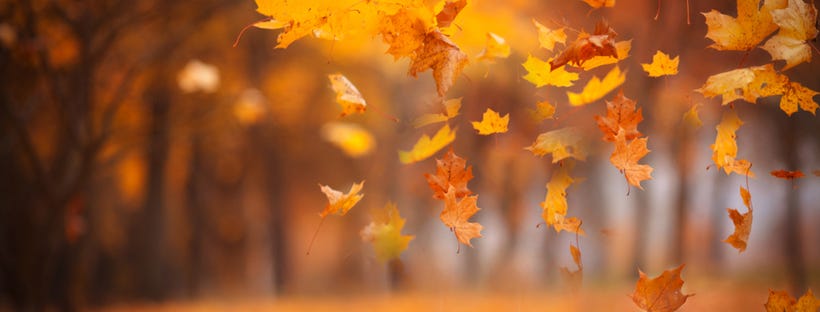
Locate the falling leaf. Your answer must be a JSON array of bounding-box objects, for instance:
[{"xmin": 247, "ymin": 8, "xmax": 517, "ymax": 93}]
[
  {"xmin": 780, "ymin": 81, "xmax": 819, "ymax": 116},
  {"xmin": 526, "ymin": 127, "xmax": 587, "ymax": 163},
  {"xmin": 724, "ymin": 186, "xmax": 753, "ymax": 252},
  {"xmin": 533, "ymin": 19, "xmax": 567, "ymax": 51},
  {"xmin": 253, "ymin": 18, "xmax": 288, "ymax": 30},
  {"xmin": 477, "ymin": 32, "xmax": 511, "ymax": 62},
  {"xmin": 472, "ymin": 108, "xmax": 510, "ymax": 135},
  {"xmin": 319, "ymin": 181, "xmax": 365, "ymax": 217},
  {"xmin": 360, "ymin": 202, "xmax": 414, "ymax": 262},
  {"xmin": 631, "ymin": 265, "xmax": 693, "ymax": 312},
  {"xmin": 436, "ymin": 0, "xmax": 467, "ymax": 29},
  {"xmin": 682, "ymin": 104, "xmax": 703, "ymax": 128},
  {"xmin": 321, "ymin": 122, "xmax": 376, "ymax": 157},
  {"xmin": 550, "ymin": 20, "xmax": 618, "ymax": 70},
  {"xmin": 408, "ymin": 30, "xmax": 469, "ymax": 96},
  {"xmin": 580, "ymin": 39, "xmax": 632, "ymax": 70},
  {"xmin": 522, "ymin": 55, "xmax": 579, "ymax": 88},
  {"xmin": 399, "ymin": 124, "xmax": 457, "ymax": 164},
  {"xmin": 328, "ymin": 73, "xmax": 367, "ymax": 117},
  {"xmin": 380, "ymin": 6, "xmax": 436, "ymax": 60},
  {"xmin": 771, "ymin": 169, "xmax": 805, "ymax": 180},
  {"xmin": 568, "ymin": 66, "xmax": 627, "ymax": 106},
  {"xmin": 560, "ymin": 243, "xmax": 583, "ymax": 291},
  {"xmin": 424, "ymin": 149, "xmax": 474, "ymax": 200},
  {"xmin": 711, "ymin": 110, "xmax": 754, "ymax": 176},
  {"xmin": 530, "ymin": 100, "xmax": 556, "ymax": 122},
  {"xmin": 765, "ymin": 289, "xmax": 820, "ymax": 312},
  {"xmin": 582, "ymin": 0, "xmax": 615, "ymax": 9},
  {"xmin": 595, "ymin": 90, "xmax": 643, "ymax": 142},
  {"xmin": 541, "ymin": 162, "xmax": 585, "ymax": 234},
  {"xmin": 702, "ymin": 0, "xmax": 786, "ymax": 51},
  {"xmin": 761, "ymin": 0, "xmax": 819, "ymax": 70},
  {"xmin": 413, "ymin": 97, "xmax": 462, "ymax": 128},
  {"xmin": 641, "ymin": 51, "xmax": 679, "ymax": 77},
  {"xmin": 441, "ymin": 186, "xmax": 483, "ymax": 249},
  {"xmin": 610, "ymin": 128, "xmax": 653, "ymax": 190}
]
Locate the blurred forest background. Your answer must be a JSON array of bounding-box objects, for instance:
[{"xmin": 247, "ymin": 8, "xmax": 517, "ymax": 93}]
[{"xmin": 1, "ymin": 0, "xmax": 819, "ymax": 311}]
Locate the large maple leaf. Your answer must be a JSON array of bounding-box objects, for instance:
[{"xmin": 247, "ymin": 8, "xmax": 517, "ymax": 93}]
[
  {"xmin": 595, "ymin": 90, "xmax": 643, "ymax": 142},
  {"xmin": 424, "ymin": 149, "xmax": 474, "ymax": 200},
  {"xmin": 631, "ymin": 265, "xmax": 693, "ymax": 312},
  {"xmin": 441, "ymin": 186, "xmax": 483, "ymax": 250},
  {"xmin": 702, "ymin": 0, "xmax": 787, "ymax": 51},
  {"xmin": 762, "ymin": 0, "xmax": 819, "ymax": 70},
  {"xmin": 408, "ymin": 30, "xmax": 469, "ymax": 96},
  {"xmin": 609, "ymin": 129, "xmax": 653, "ymax": 190}
]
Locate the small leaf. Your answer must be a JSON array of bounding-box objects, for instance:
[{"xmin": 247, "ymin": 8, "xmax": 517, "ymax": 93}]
[
  {"xmin": 424, "ymin": 149, "xmax": 474, "ymax": 200},
  {"xmin": 360, "ymin": 202, "xmax": 414, "ymax": 262},
  {"xmin": 319, "ymin": 181, "xmax": 365, "ymax": 218},
  {"xmin": 522, "ymin": 55, "xmax": 579, "ymax": 88},
  {"xmin": 711, "ymin": 110, "xmax": 754, "ymax": 176},
  {"xmin": 724, "ymin": 186, "xmax": 753, "ymax": 252},
  {"xmin": 595, "ymin": 90, "xmax": 643, "ymax": 142},
  {"xmin": 631, "ymin": 265, "xmax": 693, "ymax": 312},
  {"xmin": 533, "ymin": 19, "xmax": 567, "ymax": 51},
  {"xmin": 609, "ymin": 129, "xmax": 653, "ymax": 190},
  {"xmin": 551, "ymin": 20, "xmax": 618, "ymax": 69},
  {"xmin": 328, "ymin": 74, "xmax": 367, "ymax": 117},
  {"xmin": 413, "ymin": 98, "xmax": 462, "ymax": 128},
  {"xmin": 526, "ymin": 127, "xmax": 587, "ymax": 163},
  {"xmin": 477, "ymin": 32, "xmax": 511, "ymax": 62},
  {"xmin": 567, "ymin": 66, "xmax": 626, "ymax": 106},
  {"xmin": 771, "ymin": 169, "xmax": 805, "ymax": 180},
  {"xmin": 472, "ymin": 108, "xmax": 509, "ymax": 135},
  {"xmin": 641, "ymin": 50, "xmax": 679, "ymax": 77},
  {"xmin": 399, "ymin": 124, "xmax": 457, "ymax": 164},
  {"xmin": 408, "ymin": 30, "xmax": 468, "ymax": 96},
  {"xmin": 529, "ymin": 100, "xmax": 556, "ymax": 122}
]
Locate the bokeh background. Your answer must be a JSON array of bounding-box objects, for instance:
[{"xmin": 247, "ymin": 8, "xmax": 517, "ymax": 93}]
[{"xmin": 1, "ymin": 0, "xmax": 818, "ymax": 311}]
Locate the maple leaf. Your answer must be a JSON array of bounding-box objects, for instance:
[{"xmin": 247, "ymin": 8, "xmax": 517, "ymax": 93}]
[
  {"xmin": 641, "ymin": 51, "xmax": 679, "ymax": 77},
  {"xmin": 724, "ymin": 186, "xmax": 753, "ymax": 252},
  {"xmin": 380, "ymin": 6, "xmax": 436, "ymax": 60},
  {"xmin": 526, "ymin": 127, "xmax": 588, "ymax": 163},
  {"xmin": 541, "ymin": 162, "xmax": 585, "ymax": 234},
  {"xmin": 711, "ymin": 110, "xmax": 754, "ymax": 176},
  {"xmin": 762, "ymin": 0, "xmax": 819, "ymax": 70},
  {"xmin": 631, "ymin": 265, "xmax": 693, "ymax": 312},
  {"xmin": 424, "ymin": 149, "xmax": 474, "ymax": 200},
  {"xmin": 530, "ymin": 100, "xmax": 556, "ymax": 122},
  {"xmin": 320, "ymin": 122, "xmax": 376, "ymax": 157},
  {"xmin": 771, "ymin": 169, "xmax": 805, "ymax": 180},
  {"xmin": 765, "ymin": 289, "xmax": 820, "ymax": 312},
  {"xmin": 435, "ymin": 0, "xmax": 467, "ymax": 29},
  {"xmin": 408, "ymin": 30, "xmax": 469, "ymax": 96},
  {"xmin": 522, "ymin": 55, "xmax": 579, "ymax": 88},
  {"xmin": 702, "ymin": 0, "xmax": 787, "ymax": 51},
  {"xmin": 560, "ymin": 243, "xmax": 583, "ymax": 291},
  {"xmin": 550, "ymin": 20, "xmax": 618, "ymax": 70},
  {"xmin": 682, "ymin": 104, "xmax": 703, "ymax": 128},
  {"xmin": 595, "ymin": 90, "xmax": 643, "ymax": 142},
  {"xmin": 477, "ymin": 32, "xmax": 511, "ymax": 62},
  {"xmin": 580, "ymin": 39, "xmax": 632, "ymax": 70},
  {"xmin": 328, "ymin": 74, "xmax": 367, "ymax": 117},
  {"xmin": 472, "ymin": 108, "xmax": 509, "ymax": 135},
  {"xmin": 399, "ymin": 124, "xmax": 457, "ymax": 164},
  {"xmin": 533, "ymin": 19, "xmax": 567, "ymax": 51},
  {"xmin": 780, "ymin": 81, "xmax": 819, "ymax": 116},
  {"xmin": 582, "ymin": 0, "xmax": 615, "ymax": 9},
  {"xmin": 567, "ymin": 66, "xmax": 626, "ymax": 106},
  {"xmin": 610, "ymin": 128, "xmax": 653, "ymax": 190},
  {"xmin": 413, "ymin": 97, "xmax": 462, "ymax": 128},
  {"xmin": 441, "ymin": 186, "xmax": 483, "ymax": 250},
  {"xmin": 319, "ymin": 181, "xmax": 365, "ymax": 217},
  {"xmin": 360, "ymin": 202, "xmax": 414, "ymax": 262}
]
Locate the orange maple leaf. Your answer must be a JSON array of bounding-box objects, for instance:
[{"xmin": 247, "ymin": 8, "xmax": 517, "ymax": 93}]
[
  {"xmin": 724, "ymin": 186, "xmax": 753, "ymax": 252},
  {"xmin": 409, "ymin": 30, "xmax": 469, "ymax": 96},
  {"xmin": 435, "ymin": 0, "xmax": 467, "ymax": 29},
  {"xmin": 595, "ymin": 90, "xmax": 643, "ymax": 142},
  {"xmin": 540, "ymin": 162, "xmax": 585, "ymax": 235},
  {"xmin": 610, "ymin": 128, "xmax": 653, "ymax": 191},
  {"xmin": 765, "ymin": 289, "xmax": 819, "ymax": 312},
  {"xmin": 424, "ymin": 149, "xmax": 474, "ymax": 200},
  {"xmin": 771, "ymin": 169, "xmax": 805, "ymax": 180},
  {"xmin": 550, "ymin": 20, "xmax": 618, "ymax": 70},
  {"xmin": 441, "ymin": 186, "xmax": 483, "ymax": 251},
  {"xmin": 631, "ymin": 265, "xmax": 693, "ymax": 312}
]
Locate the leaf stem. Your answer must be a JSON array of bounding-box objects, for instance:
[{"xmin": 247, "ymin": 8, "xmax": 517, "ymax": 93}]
[{"xmin": 306, "ymin": 216, "xmax": 326, "ymax": 255}]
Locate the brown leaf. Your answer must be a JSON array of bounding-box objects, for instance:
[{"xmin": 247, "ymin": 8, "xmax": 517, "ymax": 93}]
[
  {"xmin": 595, "ymin": 90, "xmax": 643, "ymax": 142},
  {"xmin": 770, "ymin": 169, "xmax": 805, "ymax": 180},
  {"xmin": 424, "ymin": 149, "xmax": 474, "ymax": 200},
  {"xmin": 724, "ymin": 186, "xmax": 753, "ymax": 252},
  {"xmin": 550, "ymin": 20, "xmax": 618, "ymax": 70},
  {"xmin": 631, "ymin": 265, "xmax": 693, "ymax": 312},
  {"xmin": 409, "ymin": 30, "xmax": 469, "ymax": 96}
]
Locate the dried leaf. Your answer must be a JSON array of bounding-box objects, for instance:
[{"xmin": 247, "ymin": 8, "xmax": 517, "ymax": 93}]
[
  {"xmin": 522, "ymin": 55, "xmax": 579, "ymax": 88},
  {"xmin": 702, "ymin": 0, "xmax": 786, "ymax": 51},
  {"xmin": 530, "ymin": 100, "xmax": 557, "ymax": 122},
  {"xmin": 551, "ymin": 20, "xmax": 618, "ymax": 69},
  {"xmin": 399, "ymin": 124, "xmax": 457, "ymax": 164},
  {"xmin": 533, "ymin": 19, "xmax": 567, "ymax": 51},
  {"xmin": 724, "ymin": 186, "xmax": 753, "ymax": 252},
  {"xmin": 413, "ymin": 97, "xmax": 462, "ymax": 128},
  {"xmin": 560, "ymin": 243, "xmax": 583, "ymax": 291},
  {"xmin": 761, "ymin": 0, "xmax": 819, "ymax": 70},
  {"xmin": 408, "ymin": 30, "xmax": 469, "ymax": 96},
  {"xmin": 360, "ymin": 202, "xmax": 414, "ymax": 262},
  {"xmin": 526, "ymin": 127, "xmax": 588, "ymax": 163},
  {"xmin": 319, "ymin": 181, "xmax": 365, "ymax": 217},
  {"xmin": 441, "ymin": 186, "xmax": 483, "ymax": 248},
  {"xmin": 641, "ymin": 51, "xmax": 679, "ymax": 77},
  {"xmin": 771, "ymin": 169, "xmax": 805, "ymax": 180},
  {"xmin": 477, "ymin": 32, "xmax": 511, "ymax": 62},
  {"xmin": 631, "ymin": 265, "xmax": 693, "ymax": 312},
  {"xmin": 595, "ymin": 90, "xmax": 643, "ymax": 142},
  {"xmin": 424, "ymin": 149, "xmax": 474, "ymax": 200},
  {"xmin": 580, "ymin": 39, "xmax": 632, "ymax": 70},
  {"xmin": 765, "ymin": 289, "xmax": 820, "ymax": 312},
  {"xmin": 472, "ymin": 108, "xmax": 509, "ymax": 135},
  {"xmin": 610, "ymin": 128, "xmax": 653, "ymax": 190},
  {"xmin": 682, "ymin": 104, "xmax": 703, "ymax": 128},
  {"xmin": 567, "ymin": 66, "xmax": 626, "ymax": 106},
  {"xmin": 711, "ymin": 110, "xmax": 754, "ymax": 176},
  {"xmin": 328, "ymin": 73, "xmax": 367, "ymax": 117},
  {"xmin": 436, "ymin": 0, "xmax": 467, "ymax": 29},
  {"xmin": 541, "ymin": 162, "xmax": 585, "ymax": 234}
]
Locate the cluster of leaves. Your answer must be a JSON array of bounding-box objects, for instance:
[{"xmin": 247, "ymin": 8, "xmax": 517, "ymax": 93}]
[{"xmin": 251, "ymin": 0, "xmax": 819, "ymax": 310}]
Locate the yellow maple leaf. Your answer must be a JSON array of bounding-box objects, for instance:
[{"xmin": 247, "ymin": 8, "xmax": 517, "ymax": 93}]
[
  {"xmin": 702, "ymin": 0, "xmax": 787, "ymax": 51},
  {"xmin": 413, "ymin": 97, "xmax": 462, "ymax": 128},
  {"xmin": 533, "ymin": 19, "xmax": 567, "ymax": 51},
  {"xmin": 408, "ymin": 30, "xmax": 469, "ymax": 96},
  {"xmin": 360, "ymin": 202, "xmax": 414, "ymax": 262},
  {"xmin": 724, "ymin": 186, "xmax": 753, "ymax": 252},
  {"xmin": 320, "ymin": 122, "xmax": 376, "ymax": 157},
  {"xmin": 582, "ymin": 0, "xmax": 615, "ymax": 9},
  {"xmin": 319, "ymin": 181, "xmax": 365, "ymax": 218},
  {"xmin": 711, "ymin": 110, "xmax": 755, "ymax": 176},
  {"xmin": 682, "ymin": 104, "xmax": 703, "ymax": 128},
  {"xmin": 781, "ymin": 81, "xmax": 820, "ymax": 116},
  {"xmin": 526, "ymin": 127, "xmax": 587, "ymax": 163},
  {"xmin": 476, "ymin": 32, "xmax": 511, "ymax": 62},
  {"xmin": 399, "ymin": 124, "xmax": 456, "ymax": 164},
  {"xmin": 541, "ymin": 161, "xmax": 585, "ymax": 234},
  {"xmin": 472, "ymin": 108, "xmax": 509, "ymax": 135},
  {"xmin": 328, "ymin": 73, "xmax": 367, "ymax": 117},
  {"xmin": 762, "ymin": 0, "xmax": 819, "ymax": 70},
  {"xmin": 522, "ymin": 55, "xmax": 579, "ymax": 88},
  {"xmin": 530, "ymin": 100, "xmax": 556, "ymax": 122},
  {"xmin": 379, "ymin": 5, "xmax": 436, "ymax": 60},
  {"xmin": 641, "ymin": 50, "xmax": 679, "ymax": 77},
  {"xmin": 580, "ymin": 40, "xmax": 632, "ymax": 71},
  {"xmin": 567, "ymin": 66, "xmax": 626, "ymax": 106}
]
